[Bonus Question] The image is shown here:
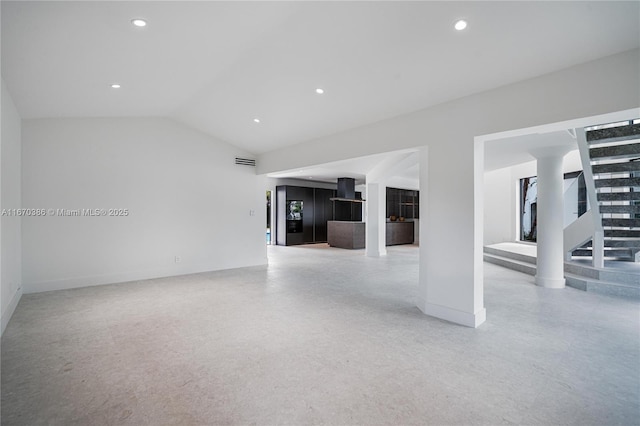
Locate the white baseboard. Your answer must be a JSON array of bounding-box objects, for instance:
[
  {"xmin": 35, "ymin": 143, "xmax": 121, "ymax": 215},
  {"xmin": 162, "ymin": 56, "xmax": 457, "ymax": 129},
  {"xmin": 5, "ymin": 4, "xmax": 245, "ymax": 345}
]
[
  {"xmin": 24, "ymin": 259, "xmax": 268, "ymax": 294},
  {"xmin": 417, "ymin": 298, "xmax": 486, "ymax": 328},
  {"xmin": 2, "ymin": 287, "xmax": 23, "ymax": 335}
]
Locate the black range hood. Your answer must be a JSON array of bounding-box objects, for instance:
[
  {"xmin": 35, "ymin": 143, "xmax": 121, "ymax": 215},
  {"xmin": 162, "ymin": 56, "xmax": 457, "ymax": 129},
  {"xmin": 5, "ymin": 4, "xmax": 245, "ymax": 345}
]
[{"xmin": 331, "ymin": 177, "xmax": 365, "ymax": 203}]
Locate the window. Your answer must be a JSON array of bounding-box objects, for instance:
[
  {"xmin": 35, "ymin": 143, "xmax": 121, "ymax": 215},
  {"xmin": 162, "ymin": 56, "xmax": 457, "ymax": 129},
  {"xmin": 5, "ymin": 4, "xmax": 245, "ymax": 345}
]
[{"xmin": 519, "ymin": 172, "xmax": 587, "ymax": 242}]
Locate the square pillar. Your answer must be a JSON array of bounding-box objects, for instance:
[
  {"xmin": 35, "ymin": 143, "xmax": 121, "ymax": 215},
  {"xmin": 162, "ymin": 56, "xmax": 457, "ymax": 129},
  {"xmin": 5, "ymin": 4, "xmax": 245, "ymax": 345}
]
[
  {"xmin": 417, "ymin": 143, "xmax": 486, "ymax": 328},
  {"xmin": 365, "ymin": 182, "xmax": 387, "ymax": 257}
]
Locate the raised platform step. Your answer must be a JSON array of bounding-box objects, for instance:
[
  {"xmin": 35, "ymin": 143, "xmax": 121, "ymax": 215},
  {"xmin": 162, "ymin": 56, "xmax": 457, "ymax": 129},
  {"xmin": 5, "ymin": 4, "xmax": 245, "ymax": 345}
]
[
  {"xmin": 589, "ymin": 142, "xmax": 640, "ymax": 160},
  {"xmin": 594, "ymin": 177, "xmax": 640, "ymax": 188},
  {"xmin": 483, "ymin": 245, "xmax": 536, "ymax": 264},
  {"xmin": 586, "ymin": 122, "xmax": 640, "ymax": 145},
  {"xmin": 564, "ymin": 261, "xmax": 640, "ymax": 286},
  {"xmin": 592, "ymin": 161, "xmax": 640, "ymax": 174},
  {"xmin": 597, "ymin": 192, "xmax": 640, "ymax": 202},
  {"xmin": 565, "ymin": 274, "xmax": 640, "ymax": 299},
  {"xmin": 599, "ymin": 205, "xmax": 640, "ymax": 214},
  {"xmin": 484, "ymin": 244, "xmax": 640, "ymax": 298},
  {"xmin": 602, "ymin": 218, "xmax": 640, "ymax": 228},
  {"xmin": 605, "ymin": 229, "xmax": 640, "ymax": 238},
  {"xmin": 483, "ymin": 253, "xmax": 536, "ymax": 276}
]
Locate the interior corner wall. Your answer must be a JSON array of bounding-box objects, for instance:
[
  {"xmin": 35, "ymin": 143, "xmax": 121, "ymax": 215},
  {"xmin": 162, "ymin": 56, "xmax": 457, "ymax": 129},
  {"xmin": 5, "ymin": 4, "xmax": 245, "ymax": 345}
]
[
  {"xmin": 21, "ymin": 117, "xmax": 267, "ymax": 293},
  {"xmin": 1, "ymin": 79, "xmax": 23, "ymax": 334},
  {"xmin": 483, "ymin": 167, "xmax": 514, "ymax": 245}
]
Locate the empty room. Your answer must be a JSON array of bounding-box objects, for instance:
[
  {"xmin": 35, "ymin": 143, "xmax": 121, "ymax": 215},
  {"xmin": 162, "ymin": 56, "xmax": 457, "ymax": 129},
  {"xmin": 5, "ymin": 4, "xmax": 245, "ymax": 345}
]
[{"xmin": 1, "ymin": 1, "xmax": 639, "ymax": 425}]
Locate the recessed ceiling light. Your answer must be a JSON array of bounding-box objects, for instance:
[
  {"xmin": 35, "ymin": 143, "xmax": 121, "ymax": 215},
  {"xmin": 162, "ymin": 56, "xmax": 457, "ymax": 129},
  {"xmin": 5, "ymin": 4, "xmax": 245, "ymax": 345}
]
[
  {"xmin": 454, "ymin": 20, "xmax": 468, "ymax": 31},
  {"xmin": 110, "ymin": 83, "xmax": 121, "ymax": 89},
  {"xmin": 253, "ymin": 118, "xmax": 260, "ymax": 123},
  {"xmin": 315, "ymin": 88, "xmax": 324, "ymax": 94},
  {"xmin": 131, "ymin": 19, "xmax": 147, "ymax": 27}
]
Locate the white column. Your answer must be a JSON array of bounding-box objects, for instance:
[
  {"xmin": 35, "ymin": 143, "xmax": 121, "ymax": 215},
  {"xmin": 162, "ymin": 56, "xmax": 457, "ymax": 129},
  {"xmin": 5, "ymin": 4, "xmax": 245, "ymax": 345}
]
[
  {"xmin": 534, "ymin": 153, "xmax": 566, "ymax": 288},
  {"xmin": 365, "ymin": 182, "xmax": 386, "ymax": 257}
]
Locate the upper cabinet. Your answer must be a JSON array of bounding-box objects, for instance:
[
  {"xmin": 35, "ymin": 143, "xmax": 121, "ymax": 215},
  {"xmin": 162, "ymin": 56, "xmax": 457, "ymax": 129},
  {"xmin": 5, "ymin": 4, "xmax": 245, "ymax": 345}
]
[{"xmin": 386, "ymin": 187, "xmax": 419, "ymax": 220}]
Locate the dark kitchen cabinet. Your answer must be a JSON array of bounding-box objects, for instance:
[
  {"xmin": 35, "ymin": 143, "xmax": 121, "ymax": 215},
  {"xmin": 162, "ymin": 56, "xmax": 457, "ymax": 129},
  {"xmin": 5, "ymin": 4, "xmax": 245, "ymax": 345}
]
[
  {"xmin": 386, "ymin": 221, "xmax": 415, "ymax": 245},
  {"xmin": 386, "ymin": 187, "xmax": 419, "ymax": 219},
  {"xmin": 276, "ymin": 185, "xmax": 335, "ymax": 246},
  {"xmin": 313, "ymin": 188, "xmax": 334, "ymax": 242}
]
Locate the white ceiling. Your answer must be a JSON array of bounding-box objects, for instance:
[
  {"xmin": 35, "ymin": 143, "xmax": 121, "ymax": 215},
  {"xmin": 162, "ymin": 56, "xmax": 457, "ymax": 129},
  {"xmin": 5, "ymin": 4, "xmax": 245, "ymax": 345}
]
[
  {"xmin": 3, "ymin": 1, "xmax": 639, "ymax": 158},
  {"xmin": 484, "ymin": 130, "xmax": 577, "ymax": 171},
  {"xmin": 267, "ymin": 150, "xmax": 420, "ymax": 188}
]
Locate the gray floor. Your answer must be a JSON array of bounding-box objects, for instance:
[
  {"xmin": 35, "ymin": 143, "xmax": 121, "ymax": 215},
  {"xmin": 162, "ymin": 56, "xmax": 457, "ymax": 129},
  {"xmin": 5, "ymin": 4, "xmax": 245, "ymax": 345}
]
[{"xmin": 2, "ymin": 244, "xmax": 639, "ymax": 425}]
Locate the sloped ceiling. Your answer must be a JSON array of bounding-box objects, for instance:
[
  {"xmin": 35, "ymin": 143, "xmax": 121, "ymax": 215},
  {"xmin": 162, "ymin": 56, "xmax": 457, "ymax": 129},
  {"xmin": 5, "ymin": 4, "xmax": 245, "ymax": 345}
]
[{"xmin": 3, "ymin": 1, "xmax": 639, "ymax": 157}]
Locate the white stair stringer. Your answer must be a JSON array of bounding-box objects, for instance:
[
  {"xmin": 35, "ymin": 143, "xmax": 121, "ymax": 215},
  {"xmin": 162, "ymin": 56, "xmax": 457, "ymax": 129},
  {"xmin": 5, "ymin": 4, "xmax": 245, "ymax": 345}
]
[{"xmin": 575, "ymin": 127, "xmax": 605, "ymax": 267}]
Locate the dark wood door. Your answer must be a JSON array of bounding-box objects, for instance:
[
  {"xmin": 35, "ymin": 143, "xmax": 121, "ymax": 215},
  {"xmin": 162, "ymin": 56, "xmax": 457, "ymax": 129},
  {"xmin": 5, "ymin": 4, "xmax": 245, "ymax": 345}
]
[{"xmin": 313, "ymin": 188, "xmax": 334, "ymax": 242}]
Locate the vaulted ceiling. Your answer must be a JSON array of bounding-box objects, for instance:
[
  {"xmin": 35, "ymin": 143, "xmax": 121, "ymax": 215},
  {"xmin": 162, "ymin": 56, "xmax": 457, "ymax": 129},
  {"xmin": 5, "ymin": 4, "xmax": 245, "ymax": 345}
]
[{"xmin": 3, "ymin": 1, "xmax": 639, "ymax": 158}]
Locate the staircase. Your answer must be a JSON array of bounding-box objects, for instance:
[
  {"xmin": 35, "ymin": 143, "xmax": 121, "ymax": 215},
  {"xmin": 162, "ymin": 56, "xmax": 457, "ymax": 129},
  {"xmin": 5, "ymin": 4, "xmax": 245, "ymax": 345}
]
[{"xmin": 573, "ymin": 121, "xmax": 640, "ymax": 261}]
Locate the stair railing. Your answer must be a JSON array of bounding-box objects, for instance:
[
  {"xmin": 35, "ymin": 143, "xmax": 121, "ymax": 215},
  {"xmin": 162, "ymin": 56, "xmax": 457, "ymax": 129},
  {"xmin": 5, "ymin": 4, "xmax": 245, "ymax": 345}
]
[{"xmin": 564, "ymin": 209, "xmax": 595, "ymax": 259}]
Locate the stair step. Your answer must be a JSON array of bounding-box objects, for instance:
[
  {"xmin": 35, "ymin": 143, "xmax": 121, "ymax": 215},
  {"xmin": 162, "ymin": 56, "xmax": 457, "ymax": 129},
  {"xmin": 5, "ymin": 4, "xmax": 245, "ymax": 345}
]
[
  {"xmin": 564, "ymin": 262, "xmax": 600, "ymax": 279},
  {"xmin": 604, "ymin": 240, "xmax": 640, "ymax": 248},
  {"xmin": 483, "ymin": 253, "xmax": 536, "ymax": 276},
  {"xmin": 605, "ymin": 229, "xmax": 640, "ymax": 238},
  {"xmin": 594, "ymin": 177, "xmax": 640, "ymax": 188},
  {"xmin": 592, "ymin": 161, "xmax": 640, "ymax": 174},
  {"xmin": 564, "ymin": 261, "xmax": 640, "ymax": 285},
  {"xmin": 597, "ymin": 192, "xmax": 640, "ymax": 202},
  {"xmin": 599, "ymin": 205, "xmax": 640, "ymax": 214},
  {"xmin": 565, "ymin": 273, "xmax": 640, "ymax": 299},
  {"xmin": 599, "ymin": 269, "xmax": 640, "ymax": 285},
  {"xmin": 483, "ymin": 246, "xmax": 536, "ymax": 264},
  {"xmin": 589, "ymin": 143, "xmax": 640, "ymax": 160},
  {"xmin": 602, "ymin": 218, "xmax": 640, "ymax": 228},
  {"xmin": 572, "ymin": 248, "xmax": 632, "ymax": 258},
  {"xmin": 586, "ymin": 122, "xmax": 640, "ymax": 144}
]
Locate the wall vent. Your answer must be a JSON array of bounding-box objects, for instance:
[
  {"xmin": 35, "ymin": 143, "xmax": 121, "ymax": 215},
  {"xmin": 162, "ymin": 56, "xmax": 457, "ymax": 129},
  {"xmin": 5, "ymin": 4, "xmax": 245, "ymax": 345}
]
[{"xmin": 235, "ymin": 157, "xmax": 256, "ymax": 167}]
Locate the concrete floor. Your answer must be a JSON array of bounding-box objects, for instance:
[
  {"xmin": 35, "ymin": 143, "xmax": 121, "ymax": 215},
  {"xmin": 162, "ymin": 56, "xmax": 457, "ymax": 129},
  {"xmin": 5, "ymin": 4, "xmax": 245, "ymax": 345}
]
[{"xmin": 2, "ymin": 244, "xmax": 639, "ymax": 425}]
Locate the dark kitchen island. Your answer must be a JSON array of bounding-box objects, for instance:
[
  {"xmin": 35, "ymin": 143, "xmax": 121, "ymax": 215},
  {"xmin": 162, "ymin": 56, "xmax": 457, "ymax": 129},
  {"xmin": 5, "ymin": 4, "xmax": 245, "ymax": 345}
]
[{"xmin": 327, "ymin": 221, "xmax": 365, "ymax": 249}]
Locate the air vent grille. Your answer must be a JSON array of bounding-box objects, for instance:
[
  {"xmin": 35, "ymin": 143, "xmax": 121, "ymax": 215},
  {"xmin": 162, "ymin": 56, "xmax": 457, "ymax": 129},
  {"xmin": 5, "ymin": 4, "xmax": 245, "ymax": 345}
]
[{"xmin": 235, "ymin": 157, "xmax": 256, "ymax": 167}]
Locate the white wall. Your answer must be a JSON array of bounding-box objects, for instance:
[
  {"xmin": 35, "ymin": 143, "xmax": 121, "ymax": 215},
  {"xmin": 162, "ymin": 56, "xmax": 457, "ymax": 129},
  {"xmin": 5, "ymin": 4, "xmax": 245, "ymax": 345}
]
[
  {"xmin": 266, "ymin": 177, "xmax": 338, "ymax": 191},
  {"xmin": 21, "ymin": 118, "xmax": 267, "ymax": 293},
  {"xmin": 483, "ymin": 167, "xmax": 514, "ymax": 245},
  {"xmin": 386, "ymin": 176, "xmax": 419, "ymax": 191},
  {"xmin": 1, "ymin": 79, "xmax": 23, "ymax": 334}
]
